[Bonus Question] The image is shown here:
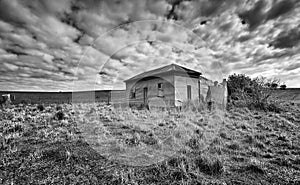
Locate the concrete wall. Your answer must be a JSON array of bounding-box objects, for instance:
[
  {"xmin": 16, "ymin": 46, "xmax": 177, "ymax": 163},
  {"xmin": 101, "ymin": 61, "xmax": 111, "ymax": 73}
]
[
  {"xmin": 206, "ymin": 80, "xmax": 228, "ymax": 109},
  {"xmin": 199, "ymin": 77, "xmax": 214, "ymax": 102},
  {"xmin": 126, "ymin": 75, "xmax": 175, "ymax": 107},
  {"xmin": 174, "ymin": 75, "xmax": 200, "ymax": 106},
  {"xmin": 173, "ymin": 75, "xmax": 227, "ymax": 109}
]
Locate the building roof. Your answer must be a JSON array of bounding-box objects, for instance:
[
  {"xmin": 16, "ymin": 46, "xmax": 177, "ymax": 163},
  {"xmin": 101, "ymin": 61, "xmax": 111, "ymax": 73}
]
[{"xmin": 124, "ymin": 63, "xmax": 202, "ymax": 82}]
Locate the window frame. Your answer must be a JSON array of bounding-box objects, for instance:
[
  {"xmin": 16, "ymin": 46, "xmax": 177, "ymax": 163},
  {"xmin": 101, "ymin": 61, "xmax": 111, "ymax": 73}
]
[
  {"xmin": 130, "ymin": 87, "xmax": 136, "ymax": 99},
  {"xmin": 187, "ymin": 85, "xmax": 192, "ymax": 100},
  {"xmin": 157, "ymin": 83, "xmax": 164, "ymax": 97}
]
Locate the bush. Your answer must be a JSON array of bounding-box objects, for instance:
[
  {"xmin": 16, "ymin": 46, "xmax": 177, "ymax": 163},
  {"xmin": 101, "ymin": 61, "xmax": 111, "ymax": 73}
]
[
  {"xmin": 280, "ymin": 84, "xmax": 287, "ymax": 90},
  {"xmin": 55, "ymin": 111, "xmax": 64, "ymax": 120},
  {"xmin": 267, "ymin": 103, "xmax": 282, "ymax": 113},
  {"xmin": 186, "ymin": 136, "xmax": 202, "ymax": 150},
  {"xmin": 56, "ymin": 105, "xmax": 63, "ymax": 111},
  {"xmin": 37, "ymin": 104, "xmax": 44, "ymax": 111},
  {"xmin": 194, "ymin": 155, "xmax": 223, "ymax": 176},
  {"xmin": 227, "ymin": 74, "xmax": 281, "ymax": 112}
]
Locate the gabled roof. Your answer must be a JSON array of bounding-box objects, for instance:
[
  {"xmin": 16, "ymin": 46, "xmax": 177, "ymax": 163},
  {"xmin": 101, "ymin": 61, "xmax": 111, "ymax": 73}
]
[{"xmin": 124, "ymin": 63, "xmax": 202, "ymax": 82}]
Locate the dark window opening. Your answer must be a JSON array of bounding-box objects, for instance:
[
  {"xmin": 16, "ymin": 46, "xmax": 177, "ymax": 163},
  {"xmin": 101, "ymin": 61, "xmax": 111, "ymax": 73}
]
[
  {"xmin": 143, "ymin": 87, "xmax": 148, "ymax": 105},
  {"xmin": 130, "ymin": 87, "xmax": 136, "ymax": 99},
  {"xmin": 187, "ymin": 85, "xmax": 191, "ymax": 100},
  {"xmin": 158, "ymin": 83, "xmax": 164, "ymax": 97},
  {"xmin": 158, "ymin": 83, "xmax": 162, "ymax": 89}
]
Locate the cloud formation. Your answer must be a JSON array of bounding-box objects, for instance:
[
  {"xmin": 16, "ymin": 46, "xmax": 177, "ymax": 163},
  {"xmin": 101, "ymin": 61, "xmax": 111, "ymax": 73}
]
[{"xmin": 0, "ymin": 0, "xmax": 299, "ymax": 91}]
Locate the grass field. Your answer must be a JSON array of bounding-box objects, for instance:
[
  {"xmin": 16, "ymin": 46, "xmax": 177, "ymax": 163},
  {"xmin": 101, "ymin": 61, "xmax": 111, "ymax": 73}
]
[
  {"xmin": 274, "ymin": 89, "xmax": 300, "ymax": 104},
  {"xmin": 1, "ymin": 102, "xmax": 300, "ymax": 184}
]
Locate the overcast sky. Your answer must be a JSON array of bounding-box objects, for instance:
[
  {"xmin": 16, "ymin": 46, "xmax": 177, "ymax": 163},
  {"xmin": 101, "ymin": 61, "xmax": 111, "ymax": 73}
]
[{"xmin": 0, "ymin": 0, "xmax": 299, "ymax": 91}]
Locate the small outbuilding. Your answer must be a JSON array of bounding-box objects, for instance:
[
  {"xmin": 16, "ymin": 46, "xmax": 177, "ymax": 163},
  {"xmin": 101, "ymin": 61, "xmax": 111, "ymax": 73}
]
[{"xmin": 124, "ymin": 63, "xmax": 227, "ymax": 108}]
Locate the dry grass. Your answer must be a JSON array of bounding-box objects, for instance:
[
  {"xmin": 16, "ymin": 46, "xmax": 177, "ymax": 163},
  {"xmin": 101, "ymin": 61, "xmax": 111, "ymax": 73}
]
[{"xmin": 0, "ymin": 102, "xmax": 300, "ymax": 184}]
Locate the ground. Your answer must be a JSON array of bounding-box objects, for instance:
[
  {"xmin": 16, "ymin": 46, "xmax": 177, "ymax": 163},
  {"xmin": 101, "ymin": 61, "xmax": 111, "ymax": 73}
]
[{"xmin": 0, "ymin": 102, "xmax": 299, "ymax": 184}]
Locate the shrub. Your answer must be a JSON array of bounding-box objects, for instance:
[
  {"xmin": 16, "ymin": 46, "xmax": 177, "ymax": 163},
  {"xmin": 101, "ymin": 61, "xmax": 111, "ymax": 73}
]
[
  {"xmin": 186, "ymin": 136, "xmax": 203, "ymax": 150},
  {"xmin": 37, "ymin": 104, "xmax": 44, "ymax": 111},
  {"xmin": 245, "ymin": 158, "xmax": 265, "ymax": 174},
  {"xmin": 124, "ymin": 133, "xmax": 140, "ymax": 146},
  {"xmin": 227, "ymin": 73, "xmax": 252, "ymax": 99},
  {"xmin": 194, "ymin": 155, "xmax": 223, "ymax": 176},
  {"xmin": 227, "ymin": 74, "xmax": 281, "ymax": 112},
  {"xmin": 279, "ymin": 84, "xmax": 287, "ymax": 90},
  {"xmin": 227, "ymin": 142, "xmax": 240, "ymax": 150},
  {"xmin": 55, "ymin": 111, "xmax": 64, "ymax": 120},
  {"xmin": 267, "ymin": 103, "xmax": 282, "ymax": 113},
  {"xmin": 56, "ymin": 105, "xmax": 63, "ymax": 111}
]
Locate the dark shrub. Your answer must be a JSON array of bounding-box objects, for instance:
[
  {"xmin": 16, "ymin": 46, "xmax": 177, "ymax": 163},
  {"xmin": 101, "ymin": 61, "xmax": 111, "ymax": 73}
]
[
  {"xmin": 267, "ymin": 103, "xmax": 282, "ymax": 113},
  {"xmin": 227, "ymin": 142, "xmax": 240, "ymax": 150},
  {"xmin": 37, "ymin": 104, "xmax": 44, "ymax": 111},
  {"xmin": 245, "ymin": 159, "xmax": 265, "ymax": 174},
  {"xmin": 56, "ymin": 105, "xmax": 63, "ymax": 111},
  {"xmin": 194, "ymin": 155, "xmax": 223, "ymax": 176},
  {"xmin": 280, "ymin": 84, "xmax": 287, "ymax": 90},
  {"xmin": 227, "ymin": 73, "xmax": 282, "ymax": 112},
  {"xmin": 186, "ymin": 136, "xmax": 202, "ymax": 150},
  {"xmin": 167, "ymin": 156, "xmax": 189, "ymax": 168},
  {"xmin": 4, "ymin": 123, "xmax": 24, "ymax": 134},
  {"xmin": 55, "ymin": 111, "xmax": 64, "ymax": 120},
  {"xmin": 141, "ymin": 134, "xmax": 158, "ymax": 145}
]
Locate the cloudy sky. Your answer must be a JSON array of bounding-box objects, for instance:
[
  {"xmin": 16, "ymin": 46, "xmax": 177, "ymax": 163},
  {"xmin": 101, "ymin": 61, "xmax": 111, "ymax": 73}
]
[{"xmin": 0, "ymin": 0, "xmax": 299, "ymax": 91}]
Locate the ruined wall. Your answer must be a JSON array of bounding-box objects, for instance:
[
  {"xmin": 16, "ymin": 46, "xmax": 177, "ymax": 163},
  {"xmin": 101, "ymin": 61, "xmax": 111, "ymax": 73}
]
[
  {"xmin": 124, "ymin": 75, "xmax": 228, "ymax": 109},
  {"xmin": 199, "ymin": 77, "xmax": 214, "ymax": 102},
  {"xmin": 174, "ymin": 75, "xmax": 199, "ymax": 106},
  {"xmin": 206, "ymin": 80, "xmax": 228, "ymax": 109},
  {"xmin": 174, "ymin": 76, "xmax": 227, "ymax": 109},
  {"xmin": 126, "ymin": 75, "xmax": 175, "ymax": 107}
]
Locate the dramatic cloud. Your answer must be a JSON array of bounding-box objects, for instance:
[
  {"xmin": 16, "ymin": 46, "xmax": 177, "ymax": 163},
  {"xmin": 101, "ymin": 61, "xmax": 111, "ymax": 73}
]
[
  {"xmin": 0, "ymin": 0, "xmax": 300, "ymax": 91},
  {"xmin": 270, "ymin": 27, "xmax": 300, "ymax": 48}
]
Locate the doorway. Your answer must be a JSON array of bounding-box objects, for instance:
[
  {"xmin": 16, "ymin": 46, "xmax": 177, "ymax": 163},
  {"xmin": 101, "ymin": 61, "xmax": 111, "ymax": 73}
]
[
  {"xmin": 143, "ymin": 87, "xmax": 148, "ymax": 106},
  {"xmin": 187, "ymin": 85, "xmax": 191, "ymax": 100}
]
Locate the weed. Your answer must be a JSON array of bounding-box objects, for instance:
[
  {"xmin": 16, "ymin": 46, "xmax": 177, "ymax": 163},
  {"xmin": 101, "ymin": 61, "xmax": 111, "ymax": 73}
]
[
  {"xmin": 194, "ymin": 154, "xmax": 223, "ymax": 176},
  {"xmin": 186, "ymin": 136, "xmax": 202, "ymax": 150},
  {"xmin": 55, "ymin": 111, "xmax": 64, "ymax": 120},
  {"xmin": 124, "ymin": 133, "xmax": 141, "ymax": 146},
  {"xmin": 227, "ymin": 142, "xmax": 240, "ymax": 150},
  {"xmin": 244, "ymin": 158, "xmax": 265, "ymax": 174},
  {"xmin": 37, "ymin": 104, "xmax": 44, "ymax": 111},
  {"xmin": 56, "ymin": 105, "xmax": 63, "ymax": 111}
]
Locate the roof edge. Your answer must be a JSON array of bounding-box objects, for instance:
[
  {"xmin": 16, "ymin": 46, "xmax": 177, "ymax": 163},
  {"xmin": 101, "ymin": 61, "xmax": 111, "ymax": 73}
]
[{"xmin": 124, "ymin": 63, "xmax": 202, "ymax": 82}]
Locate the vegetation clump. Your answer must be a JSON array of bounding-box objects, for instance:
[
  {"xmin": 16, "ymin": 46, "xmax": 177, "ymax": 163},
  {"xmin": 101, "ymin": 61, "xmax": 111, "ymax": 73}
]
[
  {"xmin": 227, "ymin": 73, "xmax": 283, "ymax": 112},
  {"xmin": 194, "ymin": 155, "xmax": 224, "ymax": 176},
  {"xmin": 37, "ymin": 104, "xmax": 44, "ymax": 111},
  {"xmin": 55, "ymin": 111, "xmax": 64, "ymax": 120}
]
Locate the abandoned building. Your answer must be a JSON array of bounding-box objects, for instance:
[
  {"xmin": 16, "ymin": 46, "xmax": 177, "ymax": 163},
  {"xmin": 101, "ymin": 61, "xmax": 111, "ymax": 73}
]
[
  {"xmin": 2, "ymin": 64, "xmax": 228, "ymax": 108},
  {"xmin": 124, "ymin": 63, "xmax": 228, "ymax": 108}
]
